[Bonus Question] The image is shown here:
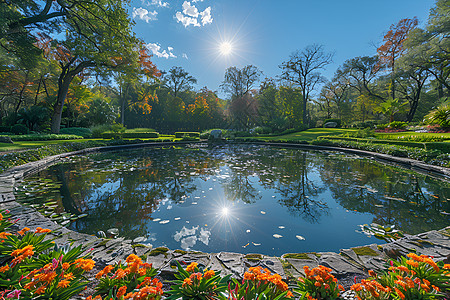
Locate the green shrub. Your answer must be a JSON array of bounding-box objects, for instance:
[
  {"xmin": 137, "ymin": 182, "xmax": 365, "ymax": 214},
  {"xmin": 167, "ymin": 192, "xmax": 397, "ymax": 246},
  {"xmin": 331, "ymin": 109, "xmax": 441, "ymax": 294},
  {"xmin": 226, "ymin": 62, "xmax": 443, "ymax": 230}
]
[
  {"xmin": 174, "ymin": 132, "xmax": 200, "ymax": 138},
  {"xmin": 11, "ymin": 124, "xmax": 29, "ymax": 135},
  {"xmin": 60, "ymin": 127, "xmax": 92, "ymax": 138},
  {"xmin": 388, "ymin": 121, "xmax": 408, "ymax": 129},
  {"xmin": 323, "ymin": 118, "xmax": 341, "ymax": 128},
  {"xmin": 252, "ymin": 126, "xmax": 272, "ymax": 135},
  {"xmin": 0, "ymin": 126, "xmax": 10, "ymax": 133},
  {"xmin": 90, "ymin": 124, "xmax": 112, "ymax": 138},
  {"xmin": 425, "ymin": 101, "xmax": 450, "ymax": 128},
  {"xmin": 376, "ymin": 123, "xmax": 388, "ymax": 130},
  {"xmin": 10, "ymin": 134, "xmax": 83, "ymax": 141},
  {"xmin": 122, "ymin": 132, "xmax": 159, "ymax": 139},
  {"xmin": 125, "ymin": 127, "xmax": 156, "ymax": 133},
  {"xmin": 344, "ymin": 128, "xmax": 375, "ymax": 138},
  {"xmin": 101, "ymin": 132, "xmax": 123, "ymax": 139}
]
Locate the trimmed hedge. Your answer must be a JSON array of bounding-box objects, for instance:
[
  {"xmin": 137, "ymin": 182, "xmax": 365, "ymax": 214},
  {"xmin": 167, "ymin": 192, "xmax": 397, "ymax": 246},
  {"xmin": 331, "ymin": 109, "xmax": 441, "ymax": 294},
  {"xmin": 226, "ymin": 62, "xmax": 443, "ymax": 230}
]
[
  {"xmin": 101, "ymin": 132, "xmax": 160, "ymax": 139},
  {"xmin": 318, "ymin": 136, "xmax": 450, "ymax": 153},
  {"xmin": 60, "ymin": 127, "xmax": 92, "ymax": 138},
  {"xmin": 6, "ymin": 134, "xmax": 84, "ymax": 141},
  {"xmin": 175, "ymin": 132, "xmax": 200, "ymax": 138}
]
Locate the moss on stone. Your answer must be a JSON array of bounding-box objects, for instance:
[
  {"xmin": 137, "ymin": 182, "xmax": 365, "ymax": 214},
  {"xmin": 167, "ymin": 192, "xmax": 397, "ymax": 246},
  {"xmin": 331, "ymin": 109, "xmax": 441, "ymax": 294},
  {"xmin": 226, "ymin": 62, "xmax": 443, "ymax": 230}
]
[
  {"xmin": 174, "ymin": 249, "xmax": 187, "ymax": 255},
  {"xmin": 283, "ymin": 253, "xmax": 311, "ymax": 260},
  {"xmin": 97, "ymin": 239, "xmax": 111, "ymax": 247},
  {"xmin": 377, "ymin": 245, "xmax": 383, "ymax": 251},
  {"xmin": 149, "ymin": 247, "xmax": 169, "ymax": 256},
  {"xmin": 132, "ymin": 244, "xmax": 147, "ymax": 248},
  {"xmin": 244, "ymin": 254, "xmax": 263, "ymax": 262},
  {"xmin": 140, "ymin": 254, "xmax": 148, "ymax": 261},
  {"xmin": 106, "ymin": 249, "xmax": 113, "ymax": 254},
  {"xmin": 352, "ymin": 246, "xmax": 379, "ymax": 256}
]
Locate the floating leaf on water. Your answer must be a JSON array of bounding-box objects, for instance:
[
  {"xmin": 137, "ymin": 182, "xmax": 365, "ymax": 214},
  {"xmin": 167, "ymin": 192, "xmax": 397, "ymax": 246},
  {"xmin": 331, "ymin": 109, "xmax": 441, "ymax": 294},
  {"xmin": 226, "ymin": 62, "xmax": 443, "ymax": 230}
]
[
  {"xmin": 174, "ymin": 217, "xmax": 181, "ymax": 220},
  {"xmin": 273, "ymin": 234, "xmax": 283, "ymax": 238},
  {"xmin": 159, "ymin": 220, "xmax": 170, "ymax": 224},
  {"xmin": 374, "ymin": 204, "xmax": 384, "ymax": 208},
  {"xmin": 153, "ymin": 218, "xmax": 161, "ymax": 222},
  {"xmin": 60, "ymin": 220, "xmax": 70, "ymax": 226},
  {"xmin": 78, "ymin": 214, "xmax": 88, "ymax": 219},
  {"xmin": 242, "ymin": 243, "xmax": 249, "ymax": 248},
  {"xmin": 296, "ymin": 235, "xmax": 305, "ymax": 241},
  {"xmin": 384, "ymin": 196, "xmax": 406, "ymax": 202},
  {"xmin": 192, "ymin": 202, "xmax": 198, "ymax": 205},
  {"xmin": 246, "ymin": 230, "xmax": 251, "ymax": 233},
  {"xmin": 260, "ymin": 211, "xmax": 266, "ymax": 215},
  {"xmin": 278, "ymin": 226, "xmax": 285, "ymax": 229},
  {"xmin": 252, "ymin": 242, "xmax": 261, "ymax": 246}
]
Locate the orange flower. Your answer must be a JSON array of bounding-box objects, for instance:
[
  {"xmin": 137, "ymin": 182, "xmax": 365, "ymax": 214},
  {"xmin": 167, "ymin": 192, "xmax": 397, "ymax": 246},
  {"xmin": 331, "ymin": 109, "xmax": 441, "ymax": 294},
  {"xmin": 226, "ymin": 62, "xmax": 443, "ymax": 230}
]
[
  {"xmin": 186, "ymin": 262, "xmax": 197, "ymax": 272},
  {"xmin": 368, "ymin": 270, "xmax": 377, "ymax": 277},
  {"xmin": 35, "ymin": 285, "xmax": 47, "ymax": 295},
  {"xmin": 57, "ymin": 280, "xmax": 71, "ymax": 288},
  {"xmin": 204, "ymin": 269, "xmax": 215, "ymax": 280},
  {"xmin": 96, "ymin": 265, "xmax": 114, "ymax": 279},
  {"xmin": 35, "ymin": 227, "xmax": 52, "ymax": 234},
  {"xmin": 423, "ymin": 258, "xmax": 439, "ymax": 272},
  {"xmin": 407, "ymin": 253, "xmax": 423, "ymax": 262},
  {"xmin": 75, "ymin": 258, "xmax": 95, "ymax": 271},
  {"xmin": 405, "ymin": 260, "xmax": 419, "ymax": 268},
  {"xmin": 396, "ymin": 265, "xmax": 409, "ymax": 273},
  {"xmin": 64, "ymin": 272, "xmax": 75, "ymax": 280},
  {"xmin": 394, "ymin": 288, "xmax": 405, "ymax": 300},
  {"xmin": 314, "ymin": 281, "xmax": 321, "ymax": 287},
  {"xmin": 18, "ymin": 227, "xmax": 30, "ymax": 236},
  {"xmin": 0, "ymin": 265, "xmax": 9, "ymax": 273},
  {"xmin": 62, "ymin": 263, "xmax": 70, "ymax": 270},
  {"xmin": 182, "ymin": 278, "xmax": 192, "ymax": 287},
  {"xmin": 0, "ymin": 232, "xmax": 11, "ymax": 239},
  {"xmin": 244, "ymin": 272, "xmax": 255, "ymax": 281},
  {"xmin": 116, "ymin": 286, "xmax": 127, "ymax": 298},
  {"xmin": 113, "ymin": 268, "xmax": 126, "ymax": 280},
  {"xmin": 286, "ymin": 291, "xmax": 293, "ymax": 298},
  {"xmin": 126, "ymin": 254, "xmax": 142, "ymax": 265},
  {"xmin": 0, "ymin": 213, "xmax": 3, "ymax": 221}
]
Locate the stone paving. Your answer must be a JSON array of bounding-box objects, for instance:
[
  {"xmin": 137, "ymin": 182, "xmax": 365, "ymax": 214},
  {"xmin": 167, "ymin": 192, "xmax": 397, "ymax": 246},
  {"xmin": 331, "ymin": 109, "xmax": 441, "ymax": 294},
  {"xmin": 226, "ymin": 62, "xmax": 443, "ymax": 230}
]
[{"xmin": 0, "ymin": 141, "xmax": 449, "ymax": 293}]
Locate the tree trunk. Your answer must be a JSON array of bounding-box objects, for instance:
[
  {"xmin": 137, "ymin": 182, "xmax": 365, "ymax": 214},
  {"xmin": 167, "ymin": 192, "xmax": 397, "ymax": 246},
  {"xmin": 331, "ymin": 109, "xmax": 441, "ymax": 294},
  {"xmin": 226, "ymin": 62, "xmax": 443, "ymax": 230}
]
[{"xmin": 51, "ymin": 76, "xmax": 72, "ymax": 133}]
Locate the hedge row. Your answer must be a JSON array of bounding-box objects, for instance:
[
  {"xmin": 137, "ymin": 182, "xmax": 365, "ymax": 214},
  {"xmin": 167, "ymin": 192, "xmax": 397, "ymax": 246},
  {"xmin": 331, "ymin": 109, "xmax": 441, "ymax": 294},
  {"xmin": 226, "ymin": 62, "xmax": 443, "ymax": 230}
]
[
  {"xmin": 175, "ymin": 132, "xmax": 200, "ymax": 138},
  {"xmin": 3, "ymin": 134, "xmax": 84, "ymax": 141},
  {"xmin": 318, "ymin": 136, "xmax": 450, "ymax": 153},
  {"xmin": 101, "ymin": 132, "xmax": 160, "ymax": 139}
]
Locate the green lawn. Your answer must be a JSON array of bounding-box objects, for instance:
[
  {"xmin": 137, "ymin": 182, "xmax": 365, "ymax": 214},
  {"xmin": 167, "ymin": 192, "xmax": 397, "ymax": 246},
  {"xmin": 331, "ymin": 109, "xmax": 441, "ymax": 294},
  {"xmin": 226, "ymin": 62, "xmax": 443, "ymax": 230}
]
[
  {"xmin": 0, "ymin": 136, "xmax": 175, "ymax": 152},
  {"xmin": 374, "ymin": 131, "xmax": 450, "ymax": 141},
  {"xmin": 245, "ymin": 128, "xmax": 358, "ymax": 141}
]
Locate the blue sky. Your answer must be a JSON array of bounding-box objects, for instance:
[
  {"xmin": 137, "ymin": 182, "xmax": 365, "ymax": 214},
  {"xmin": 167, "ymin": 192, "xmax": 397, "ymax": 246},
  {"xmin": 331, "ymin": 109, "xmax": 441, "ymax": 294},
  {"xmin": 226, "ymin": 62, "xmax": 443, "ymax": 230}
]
[{"xmin": 130, "ymin": 0, "xmax": 435, "ymax": 98}]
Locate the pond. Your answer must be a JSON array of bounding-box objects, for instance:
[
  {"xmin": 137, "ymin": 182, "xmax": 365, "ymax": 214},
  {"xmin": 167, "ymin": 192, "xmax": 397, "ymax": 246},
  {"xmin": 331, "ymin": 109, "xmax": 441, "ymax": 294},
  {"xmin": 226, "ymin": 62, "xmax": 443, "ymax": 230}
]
[{"xmin": 14, "ymin": 144, "xmax": 450, "ymax": 256}]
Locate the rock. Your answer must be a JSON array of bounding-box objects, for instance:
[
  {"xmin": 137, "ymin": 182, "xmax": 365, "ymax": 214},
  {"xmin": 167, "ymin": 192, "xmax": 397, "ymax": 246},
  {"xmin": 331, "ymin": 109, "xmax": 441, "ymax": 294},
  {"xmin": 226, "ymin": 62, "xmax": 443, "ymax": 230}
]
[
  {"xmin": 318, "ymin": 252, "xmax": 366, "ymax": 276},
  {"xmin": 133, "ymin": 236, "xmax": 146, "ymax": 244},
  {"xmin": 324, "ymin": 122, "xmax": 337, "ymax": 128},
  {"xmin": 209, "ymin": 129, "xmax": 222, "ymax": 140},
  {"xmin": 97, "ymin": 231, "xmax": 106, "ymax": 238},
  {"xmin": 217, "ymin": 252, "xmax": 244, "ymax": 279},
  {"xmin": 0, "ymin": 136, "xmax": 13, "ymax": 143},
  {"xmin": 107, "ymin": 228, "xmax": 119, "ymax": 237}
]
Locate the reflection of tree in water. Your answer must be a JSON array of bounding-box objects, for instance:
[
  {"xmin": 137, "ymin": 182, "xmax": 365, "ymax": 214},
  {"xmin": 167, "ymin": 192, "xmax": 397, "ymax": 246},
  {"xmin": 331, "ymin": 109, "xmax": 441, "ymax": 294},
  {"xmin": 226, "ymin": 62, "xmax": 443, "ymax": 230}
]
[
  {"xmin": 270, "ymin": 151, "xmax": 328, "ymax": 223},
  {"xmin": 221, "ymin": 146, "xmax": 329, "ymax": 222},
  {"xmin": 51, "ymin": 148, "xmax": 221, "ymax": 237},
  {"xmin": 319, "ymin": 154, "xmax": 450, "ymax": 234}
]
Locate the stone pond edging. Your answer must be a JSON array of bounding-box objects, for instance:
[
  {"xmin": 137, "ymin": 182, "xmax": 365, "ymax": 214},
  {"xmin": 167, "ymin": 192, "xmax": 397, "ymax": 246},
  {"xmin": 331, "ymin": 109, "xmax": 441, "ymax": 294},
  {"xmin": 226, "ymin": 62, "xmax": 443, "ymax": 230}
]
[{"xmin": 0, "ymin": 140, "xmax": 449, "ymax": 286}]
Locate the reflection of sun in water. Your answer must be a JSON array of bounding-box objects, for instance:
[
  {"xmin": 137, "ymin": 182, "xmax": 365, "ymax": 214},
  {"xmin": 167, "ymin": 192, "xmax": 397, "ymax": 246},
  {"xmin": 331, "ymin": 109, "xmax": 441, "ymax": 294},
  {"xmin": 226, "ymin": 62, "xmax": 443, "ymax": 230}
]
[
  {"xmin": 221, "ymin": 207, "xmax": 229, "ymax": 216},
  {"xmin": 219, "ymin": 42, "xmax": 233, "ymax": 56}
]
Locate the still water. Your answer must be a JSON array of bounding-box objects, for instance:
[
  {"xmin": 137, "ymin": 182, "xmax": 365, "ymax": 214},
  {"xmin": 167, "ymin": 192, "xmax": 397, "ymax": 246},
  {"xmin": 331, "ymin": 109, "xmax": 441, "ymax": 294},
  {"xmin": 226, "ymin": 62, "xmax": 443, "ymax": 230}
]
[{"xmin": 15, "ymin": 144, "xmax": 450, "ymax": 256}]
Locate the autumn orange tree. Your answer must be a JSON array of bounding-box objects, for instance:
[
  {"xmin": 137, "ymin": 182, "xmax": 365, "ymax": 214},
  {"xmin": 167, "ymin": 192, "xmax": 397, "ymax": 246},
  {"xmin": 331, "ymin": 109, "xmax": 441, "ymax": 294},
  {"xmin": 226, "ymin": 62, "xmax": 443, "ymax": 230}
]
[{"xmin": 377, "ymin": 17, "xmax": 419, "ymax": 100}]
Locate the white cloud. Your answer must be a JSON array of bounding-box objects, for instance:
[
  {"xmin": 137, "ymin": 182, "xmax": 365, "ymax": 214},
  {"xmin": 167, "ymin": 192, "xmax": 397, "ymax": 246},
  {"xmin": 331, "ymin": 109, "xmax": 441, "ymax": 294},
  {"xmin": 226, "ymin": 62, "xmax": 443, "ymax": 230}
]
[
  {"xmin": 146, "ymin": 43, "xmax": 177, "ymax": 59},
  {"xmin": 175, "ymin": 1, "xmax": 213, "ymax": 28},
  {"xmin": 142, "ymin": 0, "xmax": 169, "ymax": 7},
  {"xmin": 182, "ymin": 53, "xmax": 189, "ymax": 59},
  {"xmin": 132, "ymin": 7, "xmax": 158, "ymax": 22},
  {"xmin": 175, "ymin": 11, "xmax": 200, "ymax": 27},
  {"xmin": 182, "ymin": 1, "xmax": 199, "ymax": 17},
  {"xmin": 200, "ymin": 7, "xmax": 213, "ymax": 25}
]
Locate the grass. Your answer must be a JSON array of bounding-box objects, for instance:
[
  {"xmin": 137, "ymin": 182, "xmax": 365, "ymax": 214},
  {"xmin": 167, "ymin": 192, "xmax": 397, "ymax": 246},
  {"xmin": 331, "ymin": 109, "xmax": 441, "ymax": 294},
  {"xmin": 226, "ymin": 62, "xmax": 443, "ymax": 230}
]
[
  {"xmin": 0, "ymin": 137, "xmax": 175, "ymax": 152},
  {"xmin": 374, "ymin": 131, "xmax": 450, "ymax": 141},
  {"xmin": 243, "ymin": 128, "xmax": 358, "ymax": 142}
]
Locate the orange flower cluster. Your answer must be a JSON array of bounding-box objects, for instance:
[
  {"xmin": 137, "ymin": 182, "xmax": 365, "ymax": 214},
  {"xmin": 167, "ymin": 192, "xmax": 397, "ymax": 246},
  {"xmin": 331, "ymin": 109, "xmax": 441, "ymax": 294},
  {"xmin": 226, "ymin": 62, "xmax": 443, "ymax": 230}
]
[
  {"xmin": 302, "ymin": 265, "xmax": 344, "ymax": 293},
  {"xmin": 406, "ymin": 253, "xmax": 440, "ymax": 272},
  {"xmin": 185, "ymin": 262, "xmax": 198, "ymax": 272},
  {"xmin": 18, "ymin": 227, "xmax": 30, "ymax": 236},
  {"xmin": 11, "ymin": 244, "xmax": 34, "ymax": 266},
  {"xmin": 35, "ymin": 227, "xmax": 52, "ymax": 234},
  {"xmin": 245, "ymin": 266, "xmax": 290, "ymax": 293},
  {"xmin": 123, "ymin": 278, "xmax": 163, "ymax": 300},
  {"xmin": 0, "ymin": 232, "xmax": 11, "ymax": 240},
  {"xmin": 351, "ymin": 279, "xmax": 391, "ymax": 299},
  {"xmin": 74, "ymin": 258, "xmax": 95, "ymax": 272},
  {"xmin": 95, "ymin": 254, "xmax": 154, "ymax": 280}
]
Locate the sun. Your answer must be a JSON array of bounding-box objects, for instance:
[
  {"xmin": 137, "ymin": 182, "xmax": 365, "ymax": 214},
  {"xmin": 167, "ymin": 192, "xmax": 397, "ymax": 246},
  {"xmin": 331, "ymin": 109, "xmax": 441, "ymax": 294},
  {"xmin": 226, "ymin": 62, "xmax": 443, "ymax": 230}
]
[{"xmin": 219, "ymin": 42, "xmax": 233, "ymax": 56}]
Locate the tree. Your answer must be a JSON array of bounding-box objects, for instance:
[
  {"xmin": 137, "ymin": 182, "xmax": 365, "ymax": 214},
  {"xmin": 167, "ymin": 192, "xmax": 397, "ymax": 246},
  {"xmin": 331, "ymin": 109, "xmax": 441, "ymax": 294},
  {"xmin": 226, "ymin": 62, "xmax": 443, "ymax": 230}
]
[
  {"xmin": 402, "ymin": 0, "xmax": 449, "ymax": 99},
  {"xmin": 221, "ymin": 65, "xmax": 262, "ymax": 99},
  {"xmin": 163, "ymin": 67, "xmax": 197, "ymax": 98},
  {"xmin": 280, "ymin": 44, "xmax": 333, "ymax": 126},
  {"xmin": 377, "ymin": 17, "xmax": 419, "ymax": 100},
  {"xmin": 374, "ymin": 98, "xmax": 407, "ymax": 122},
  {"xmin": 29, "ymin": 0, "xmax": 149, "ymax": 133}
]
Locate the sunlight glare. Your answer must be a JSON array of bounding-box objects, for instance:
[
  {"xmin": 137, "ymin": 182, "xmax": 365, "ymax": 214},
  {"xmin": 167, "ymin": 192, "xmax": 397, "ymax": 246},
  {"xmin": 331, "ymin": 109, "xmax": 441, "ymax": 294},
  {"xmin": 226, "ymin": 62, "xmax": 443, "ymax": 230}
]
[
  {"xmin": 219, "ymin": 42, "xmax": 233, "ymax": 55},
  {"xmin": 221, "ymin": 207, "xmax": 229, "ymax": 216}
]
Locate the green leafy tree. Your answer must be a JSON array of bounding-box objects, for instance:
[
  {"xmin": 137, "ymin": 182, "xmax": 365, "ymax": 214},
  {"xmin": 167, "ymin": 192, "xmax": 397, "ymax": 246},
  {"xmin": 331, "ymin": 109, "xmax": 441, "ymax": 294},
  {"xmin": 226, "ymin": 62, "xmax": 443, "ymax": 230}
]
[
  {"xmin": 163, "ymin": 67, "xmax": 197, "ymax": 98},
  {"xmin": 374, "ymin": 98, "xmax": 407, "ymax": 122}
]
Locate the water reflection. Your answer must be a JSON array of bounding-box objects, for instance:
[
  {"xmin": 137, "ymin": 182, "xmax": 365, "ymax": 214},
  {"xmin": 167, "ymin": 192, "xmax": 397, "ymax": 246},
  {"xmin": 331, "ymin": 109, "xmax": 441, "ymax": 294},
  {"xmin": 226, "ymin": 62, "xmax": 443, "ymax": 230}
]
[{"xmin": 15, "ymin": 145, "xmax": 450, "ymax": 255}]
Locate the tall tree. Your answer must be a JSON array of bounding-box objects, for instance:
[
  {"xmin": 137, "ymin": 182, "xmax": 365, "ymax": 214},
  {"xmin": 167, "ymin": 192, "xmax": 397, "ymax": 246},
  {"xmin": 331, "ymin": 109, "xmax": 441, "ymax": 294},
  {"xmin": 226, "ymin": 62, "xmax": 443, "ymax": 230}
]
[
  {"xmin": 164, "ymin": 67, "xmax": 197, "ymax": 98},
  {"xmin": 221, "ymin": 65, "xmax": 262, "ymax": 99},
  {"xmin": 377, "ymin": 17, "xmax": 419, "ymax": 100},
  {"xmin": 280, "ymin": 44, "xmax": 333, "ymax": 126}
]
